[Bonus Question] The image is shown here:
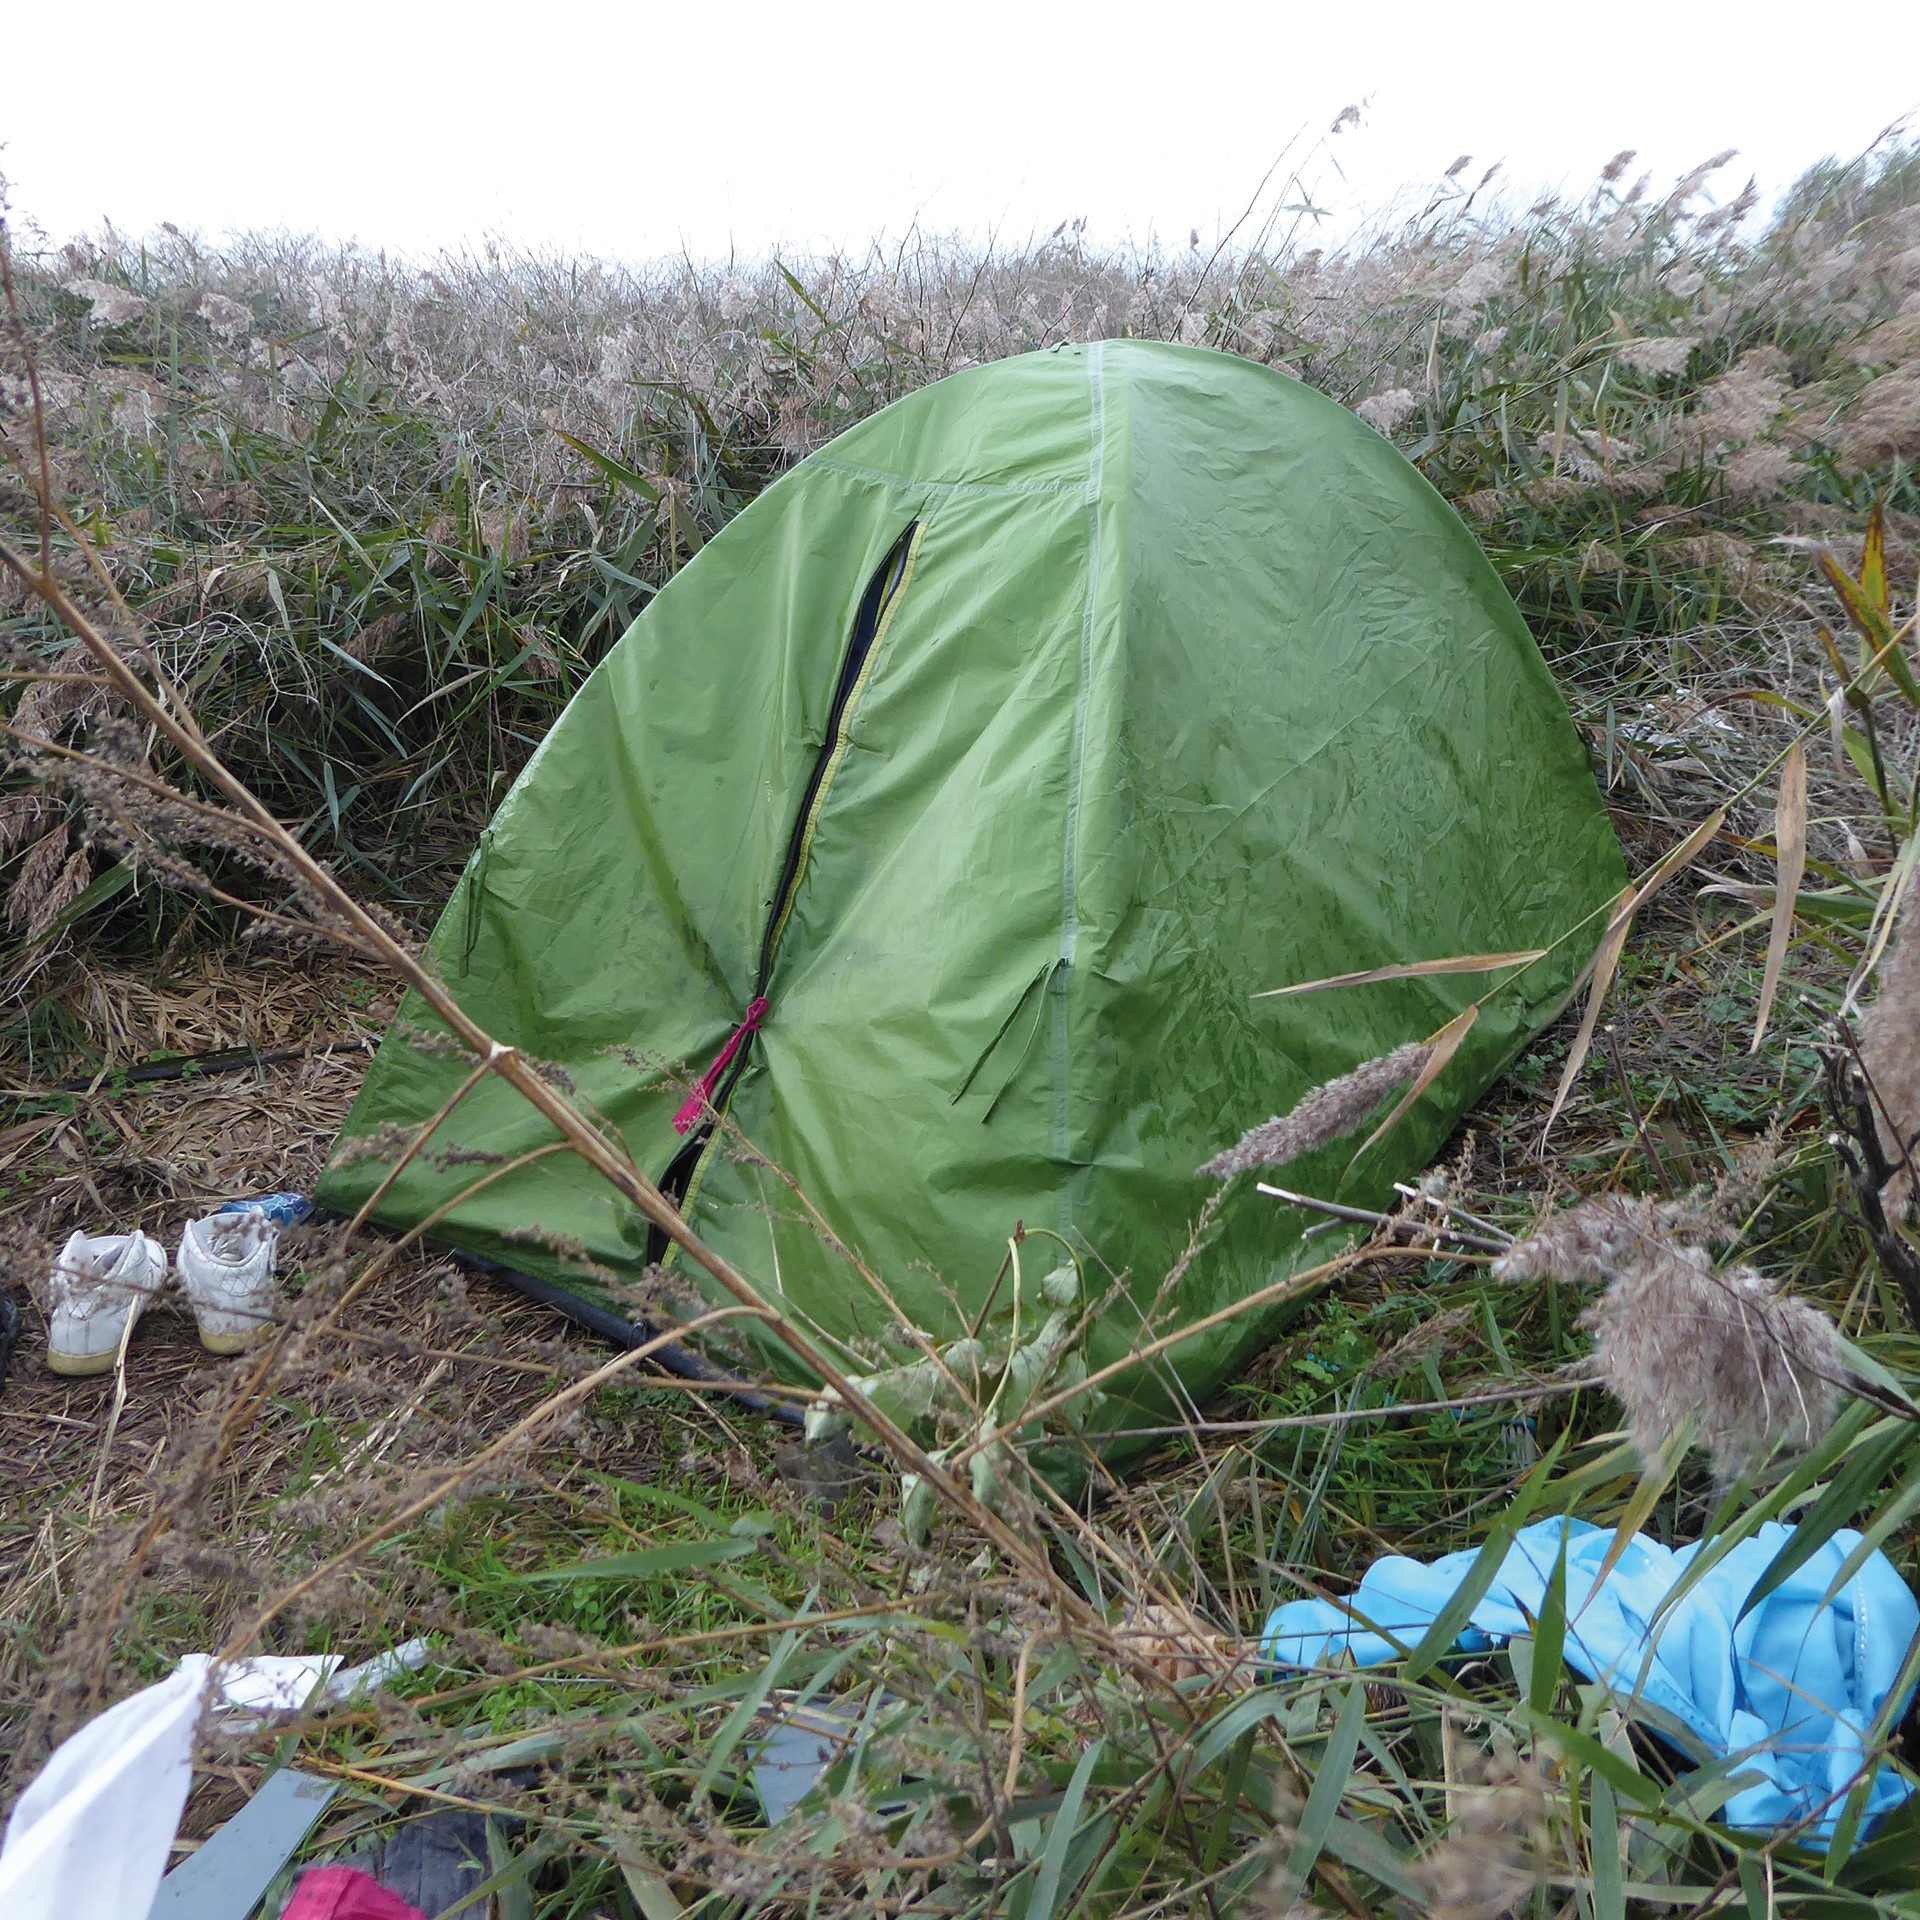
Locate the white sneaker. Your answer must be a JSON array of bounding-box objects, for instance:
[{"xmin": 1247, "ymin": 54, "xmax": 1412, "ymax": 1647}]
[
  {"xmin": 177, "ymin": 1207, "xmax": 281, "ymax": 1354},
  {"xmin": 46, "ymin": 1231, "xmax": 168, "ymax": 1376}
]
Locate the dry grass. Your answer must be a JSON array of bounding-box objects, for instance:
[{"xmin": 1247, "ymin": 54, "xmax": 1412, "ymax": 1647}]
[{"xmin": 1, "ymin": 950, "xmax": 393, "ymax": 1229}]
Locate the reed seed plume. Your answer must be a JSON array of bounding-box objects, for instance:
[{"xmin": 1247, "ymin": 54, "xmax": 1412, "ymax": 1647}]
[
  {"xmin": 1356, "ymin": 387, "xmax": 1420, "ymax": 434},
  {"xmin": 1857, "ymin": 886, "xmax": 1920, "ymax": 1212},
  {"xmin": 1408, "ymin": 1753, "xmax": 1550, "ymax": 1920},
  {"xmin": 1199, "ymin": 1040, "xmax": 1432, "ymax": 1178},
  {"xmin": 1496, "ymin": 1194, "xmax": 1845, "ymax": 1481}
]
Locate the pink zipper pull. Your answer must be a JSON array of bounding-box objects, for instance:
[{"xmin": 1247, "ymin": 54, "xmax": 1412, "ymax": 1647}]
[{"xmin": 671, "ymin": 998, "xmax": 770, "ymax": 1135}]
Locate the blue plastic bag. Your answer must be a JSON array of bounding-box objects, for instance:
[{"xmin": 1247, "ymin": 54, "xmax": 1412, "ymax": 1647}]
[
  {"xmin": 1262, "ymin": 1518, "xmax": 1918, "ymax": 1845},
  {"xmin": 216, "ymin": 1193, "xmax": 313, "ymax": 1229}
]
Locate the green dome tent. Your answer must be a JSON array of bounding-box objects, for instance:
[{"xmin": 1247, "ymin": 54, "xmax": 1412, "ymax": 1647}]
[{"xmin": 319, "ymin": 340, "xmax": 1623, "ymax": 1438}]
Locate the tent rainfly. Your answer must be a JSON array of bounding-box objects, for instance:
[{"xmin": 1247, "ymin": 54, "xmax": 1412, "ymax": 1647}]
[{"xmin": 319, "ymin": 340, "xmax": 1624, "ymax": 1444}]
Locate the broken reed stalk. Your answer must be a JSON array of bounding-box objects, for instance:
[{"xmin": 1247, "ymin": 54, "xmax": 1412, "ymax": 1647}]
[
  {"xmin": 0, "ymin": 259, "xmax": 1350, "ymax": 1688},
  {"xmin": 1254, "ymin": 1181, "xmax": 1510, "ymax": 1254},
  {"xmin": 0, "ymin": 525, "xmax": 1101, "ymax": 1641},
  {"xmin": 2, "ymin": 229, "xmax": 1100, "ymax": 1609},
  {"xmin": 1821, "ymin": 1032, "xmax": 1920, "ymax": 1334}
]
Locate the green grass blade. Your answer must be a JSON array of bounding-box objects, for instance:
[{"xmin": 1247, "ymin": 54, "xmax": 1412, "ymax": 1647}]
[
  {"xmin": 1028, "ymin": 1737, "xmax": 1104, "ymax": 1920},
  {"xmin": 1810, "ymin": 1473, "xmax": 1920, "ymax": 1616},
  {"xmin": 1523, "ymin": 1708, "xmax": 1661, "ymax": 1809},
  {"xmin": 1825, "ymin": 1615, "xmax": 1920, "ymax": 1877},
  {"xmin": 1737, "ymin": 1419, "xmax": 1916, "ymax": 1621},
  {"xmin": 1591, "ymin": 1775, "xmax": 1624, "ymax": 1920},
  {"xmin": 553, "ymin": 429, "xmax": 660, "ymax": 501},
  {"xmin": 1403, "ymin": 1433, "xmax": 1566, "ymax": 1683},
  {"xmin": 1579, "ymin": 1426, "xmax": 1692, "ymax": 1612},
  {"xmin": 697, "ymin": 1628, "xmax": 799, "ymax": 1802},
  {"xmin": 1318, "ymin": 1811, "xmax": 1425, "ymax": 1904},
  {"xmin": 1528, "ymin": 1530, "xmax": 1569, "ymax": 1714},
  {"xmin": 1277, "ymin": 1682, "xmax": 1367, "ymax": 1904},
  {"xmin": 1189, "ymin": 1686, "xmax": 1292, "ymax": 1773}
]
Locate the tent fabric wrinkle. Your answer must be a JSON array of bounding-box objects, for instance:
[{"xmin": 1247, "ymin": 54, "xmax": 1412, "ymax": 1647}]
[{"xmin": 318, "ymin": 340, "xmax": 1625, "ymax": 1445}]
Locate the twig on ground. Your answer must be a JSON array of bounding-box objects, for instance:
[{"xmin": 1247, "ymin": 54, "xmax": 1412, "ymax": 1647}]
[{"xmin": 1255, "ymin": 1182, "xmax": 1511, "ymax": 1254}]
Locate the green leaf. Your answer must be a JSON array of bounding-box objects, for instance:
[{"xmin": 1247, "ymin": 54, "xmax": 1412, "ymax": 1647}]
[
  {"xmin": 1864, "ymin": 505, "xmax": 1890, "ymax": 618},
  {"xmin": 1189, "ymin": 1686, "xmax": 1292, "ymax": 1774},
  {"xmin": 1834, "ymin": 1331, "xmax": 1920, "ymax": 1415},
  {"xmin": 1647, "ymin": 1401, "xmax": 1880, "ymax": 1635},
  {"xmin": 699, "ymin": 1630, "xmax": 797, "ymax": 1802},
  {"xmin": 591, "ymin": 1476, "xmax": 776, "ymax": 1537},
  {"xmin": 1821, "ymin": 548, "xmax": 1894, "ymax": 651},
  {"xmin": 1840, "ymin": 723, "xmax": 1886, "ymax": 793},
  {"xmin": 1523, "ymin": 1708, "xmax": 1660, "ymax": 1809},
  {"xmin": 1203, "ymin": 1728, "xmax": 1258, "ymax": 1871},
  {"xmin": 1737, "ymin": 1418, "xmax": 1916, "ymax": 1622},
  {"xmin": 492, "ymin": 1821, "xmax": 535, "ymax": 1920},
  {"xmin": 1810, "ymin": 1472, "xmax": 1920, "ymax": 1618},
  {"xmin": 264, "ymin": 565, "xmax": 295, "ymax": 642},
  {"xmin": 1529, "ymin": 1532, "xmax": 1569, "ymax": 1715},
  {"xmin": 1834, "ymin": 1781, "xmax": 1920, "ymax": 1889},
  {"xmin": 1580, "ymin": 1425, "xmax": 1692, "ymax": 1612},
  {"xmin": 995, "ymin": 1310, "xmax": 1078, "ymax": 1432},
  {"xmin": 313, "ymin": 629, "xmax": 394, "ymax": 688},
  {"xmin": 774, "ymin": 261, "xmax": 831, "ymax": 324},
  {"xmin": 1823, "ymin": 542, "xmax": 1920, "ymax": 707},
  {"xmin": 448, "ymin": 1827, "xmax": 553, "ymax": 1920},
  {"xmin": 1832, "ymin": 1621, "xmax": 1920, "ymax": 1878},
  {"xmin": 553, "ymin": 429, "xmax": 660, "ymax": 500},
  {"xmin": 1318, "ymin": 1812, "xmax": 1426, "ymax": 1904},
  {"xmin": 47, "ymin": 862, "xmax": 132, "ymax": 934},
  {"xmin": 1156, "ymin": 1444, "xmax": 1247, "ymax": 1580},
  {"xmin": 1661, "ymin": 1755, "xmax": 1765, "ymax": 1828},
  {"xmin": 617, "ymin": 1855, "xmax": 683, "ymax": 1920},
  {"xmin": 518, "ymin": 1537, "xmax": 755, "ymax": 1581}
]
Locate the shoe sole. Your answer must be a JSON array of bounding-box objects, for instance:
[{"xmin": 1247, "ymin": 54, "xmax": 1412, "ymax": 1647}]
[
  {"xmin": 198, "ymin": 1326, "xmax": 273, "ymax": 1355},
  {"xmin": 47, "ymin": 1348, "xmax": 121, "ymax": 1376}
]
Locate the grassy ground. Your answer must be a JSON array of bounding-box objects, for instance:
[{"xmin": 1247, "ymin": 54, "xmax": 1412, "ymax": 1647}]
[{"xmin": 4, "ymin": 139, "xmax": 1920, "ymax": 1916}]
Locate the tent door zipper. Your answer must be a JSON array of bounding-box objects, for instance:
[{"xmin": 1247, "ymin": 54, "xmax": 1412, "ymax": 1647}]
[
  {"xmin": 749, "ymin": 519, "xmax": 920, "ymax": 994},
  {"xmin": 648, "ymin": 520, "xmax": 921, "ymax": 1261}
]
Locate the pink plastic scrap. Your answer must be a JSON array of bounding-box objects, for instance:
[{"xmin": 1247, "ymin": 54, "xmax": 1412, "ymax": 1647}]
[{"xmin": 283, "ymin": 1865, "xmax": 429, "ymax": 1920}]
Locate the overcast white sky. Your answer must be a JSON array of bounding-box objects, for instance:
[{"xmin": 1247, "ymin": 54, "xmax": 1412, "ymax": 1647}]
[{"xmin": 4, "ymin": 1, "xmax": 1917, "ymax": 265}]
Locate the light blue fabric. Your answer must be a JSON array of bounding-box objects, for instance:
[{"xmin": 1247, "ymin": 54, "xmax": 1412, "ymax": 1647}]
[{"xmin": 1261, "ymin": 1518, "xmax": 1918, "ymax": 1844}]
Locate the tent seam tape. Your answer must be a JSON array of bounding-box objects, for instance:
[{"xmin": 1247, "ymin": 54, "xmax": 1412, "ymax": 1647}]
[{"xmin": 1052, "ymin": 342, "xmax": 1105, "ymax": 1225}]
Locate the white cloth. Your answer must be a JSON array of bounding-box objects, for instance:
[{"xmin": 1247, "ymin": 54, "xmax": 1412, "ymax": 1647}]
[
  {"xmin": 0, "ymin": 1655, "xmax": 211, "ymax": 1918},
  {"xmin": 0, "ymin": 1640, "xmax": 434, "ymax": 1917}
]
